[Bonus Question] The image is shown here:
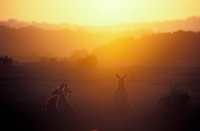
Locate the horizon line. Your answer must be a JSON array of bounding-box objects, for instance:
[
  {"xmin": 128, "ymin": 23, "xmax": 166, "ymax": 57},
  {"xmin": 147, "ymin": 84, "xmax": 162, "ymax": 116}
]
[{"xmin": 1, "ymin": 16, "xmax": 200, "ymax": 27}]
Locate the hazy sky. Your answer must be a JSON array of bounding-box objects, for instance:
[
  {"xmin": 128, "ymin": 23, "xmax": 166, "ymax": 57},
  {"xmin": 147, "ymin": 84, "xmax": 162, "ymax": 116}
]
[{"xmin": 1, "ymin": 0, "xmax": 200, "ymax": 26}]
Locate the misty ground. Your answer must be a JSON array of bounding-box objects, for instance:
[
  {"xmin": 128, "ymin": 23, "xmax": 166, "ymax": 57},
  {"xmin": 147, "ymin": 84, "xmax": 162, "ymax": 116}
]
[{"xmin": 0, "ymin": 62, "xmax": 200, "ymax": 131}]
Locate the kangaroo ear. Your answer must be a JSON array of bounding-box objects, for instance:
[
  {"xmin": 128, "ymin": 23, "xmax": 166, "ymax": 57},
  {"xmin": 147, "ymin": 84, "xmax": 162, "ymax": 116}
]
[
  {"xmin": 52, "ymin": 89, "xmax": 59, "ymax": 95},
  {"xmin": 116, "ymin": 74, "xmax": 121, "ymax": 79},
  {"xmin": 122, "ymin": 74, "xmax": 127, "ymax": 79}
]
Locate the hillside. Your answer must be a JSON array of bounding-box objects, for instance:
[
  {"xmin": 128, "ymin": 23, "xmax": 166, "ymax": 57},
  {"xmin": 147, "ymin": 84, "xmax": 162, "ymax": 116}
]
[
  {"xmin": 1, "ymin": 25, "xmax": 200, "ymax": 66},
  {"xmin": 0, "ymin": 26, "xmax": 151, "ymax": 61},
  {"xmin": 92, "ymin": 31, "xmax": 200, "ymax": 66}
]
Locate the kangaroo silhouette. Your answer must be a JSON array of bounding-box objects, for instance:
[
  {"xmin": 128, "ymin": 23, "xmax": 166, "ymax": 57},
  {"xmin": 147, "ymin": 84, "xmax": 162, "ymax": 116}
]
[
  {"xmin": 57, "ymin": 84, "xmax": 77, "ymax": 119},
  {"xmin": 45, "ymin": 83, "xmax": 65, "ymax": 114},
  {"xmin": 113, "ymin": 74, "xmax": 132, "ymax": 112}
]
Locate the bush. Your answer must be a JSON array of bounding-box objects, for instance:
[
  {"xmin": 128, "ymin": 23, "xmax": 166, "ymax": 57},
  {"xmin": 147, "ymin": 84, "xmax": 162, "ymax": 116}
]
[
  {"xmin": 159, "ymin": 85, "xmax": 190, "ymax": 115},
  {"xmin": 77, "ymin": 54, "xmax": 98, "ymax": 67},
  {"xmin": 0, "ymin": 56, "xmax": 13, "ymax": 67}
]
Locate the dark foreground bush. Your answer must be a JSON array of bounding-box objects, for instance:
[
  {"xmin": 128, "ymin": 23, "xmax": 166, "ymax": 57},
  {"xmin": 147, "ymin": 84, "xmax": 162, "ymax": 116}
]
[
  {"xmin": 159, "ymin": 85, "xmax": 190, "ymax": 115},
  {"xmin": 0, "ymin": 56, "xmax": 13, "ymax": 67}
]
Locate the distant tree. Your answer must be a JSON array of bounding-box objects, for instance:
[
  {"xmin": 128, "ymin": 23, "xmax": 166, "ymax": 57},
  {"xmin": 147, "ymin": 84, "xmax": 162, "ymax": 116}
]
[
  {"xmin": 77, "ymin": 54, "xmax": 98, "ymax": 67},
  {"xmin": 0, "ymin": 56, "xmax": 13, "ymax": 67},
  {"xmin": 69, "ymin": 49, "xmax": 88, "ymax": 61},
  {"xmin": 159, "ymin": 85, "xmax": 190, "ymax": 115}
]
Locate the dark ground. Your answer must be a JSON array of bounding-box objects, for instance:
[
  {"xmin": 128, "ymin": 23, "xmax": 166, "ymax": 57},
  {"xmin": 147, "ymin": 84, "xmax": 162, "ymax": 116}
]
[{"xmin": 0, "ymin": 62, "xmax": 200, "ymax": 131}]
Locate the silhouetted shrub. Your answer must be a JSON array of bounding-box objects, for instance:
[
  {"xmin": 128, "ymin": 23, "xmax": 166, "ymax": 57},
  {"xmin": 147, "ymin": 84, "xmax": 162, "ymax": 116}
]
[
  {"xmin": 69, "ymin": 49, "xmax": 88, "ymax": 61},
  {"xmin": 0, "ymin": 56, "xmax": 13, "ymax": 67},
  {"xmin": 159, "ymin": 85, "xmax": 190, "ymax": 115},
  {"xmin": 77, "ymin": 54, "xmax": 98, "ymax": 67}
]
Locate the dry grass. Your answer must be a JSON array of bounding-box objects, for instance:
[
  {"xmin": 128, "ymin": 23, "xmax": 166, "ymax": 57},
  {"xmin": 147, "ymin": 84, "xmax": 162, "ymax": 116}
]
[{"xmin": 0, "ymin": 62, "xmax": 200, "ymax": 131}]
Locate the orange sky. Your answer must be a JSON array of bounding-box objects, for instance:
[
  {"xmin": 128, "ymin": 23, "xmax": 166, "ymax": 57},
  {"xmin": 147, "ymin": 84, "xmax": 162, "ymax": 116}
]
[{"xmin": 1, "ymin": 0, "xmax": 200, "ymax": 25}]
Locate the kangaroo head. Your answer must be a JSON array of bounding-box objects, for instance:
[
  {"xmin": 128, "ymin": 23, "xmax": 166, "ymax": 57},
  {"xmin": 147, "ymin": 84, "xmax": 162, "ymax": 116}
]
[
  {"xmin": 60, "ymin": 83, "xmax": 65, "ymax": 89},
  {"xmin": 52, "ymin": 83, "xmax": 67, "ymax": 96},
  {"xmin": 52, "ymin": 88, "xmax": 64, "ymax": 96},
  {"xmin": 63, "ymin": 84, "xmax": 72, "ymax": 97},
  {"xmin": 116, "ymin": 74, "xmax": 126, "ymax": 91}
]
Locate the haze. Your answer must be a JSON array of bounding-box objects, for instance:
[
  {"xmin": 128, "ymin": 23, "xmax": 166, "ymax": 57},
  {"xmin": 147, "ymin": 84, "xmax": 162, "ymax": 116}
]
[
  {"xmin": 1, "ymin": 1, "xmax": 200, "ymax": 130},
  {"xmin": 1, "ymin": 0, "xmax": 200, "ymax": 26}
]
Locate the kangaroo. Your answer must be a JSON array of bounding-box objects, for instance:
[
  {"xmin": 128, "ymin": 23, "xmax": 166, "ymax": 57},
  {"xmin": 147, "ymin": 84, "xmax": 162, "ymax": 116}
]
[
  {"xmin": 57, "ymin": 84, "xmax": 79, "ymax": 131},
  {"xmin": 45, "ymin": 84, "xmax": 77, "ymax": 131},
  {"xmin": 57, "ymin": 84, "xmax": 77, "ymax": 120},
  {"xmin": 113, "ymin": 74, "xmax": 132, "ymax": 112},
  {"xmin": 45, "ymin": 83, "xmax": 65, "ymax": 114}
]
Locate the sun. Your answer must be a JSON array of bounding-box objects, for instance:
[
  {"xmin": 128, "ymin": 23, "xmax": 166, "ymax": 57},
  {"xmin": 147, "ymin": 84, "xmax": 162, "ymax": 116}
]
[
  {"xmin": 102, "ymin": 0, "xmax": 122, "ymax": 10},
  {"xmin": 97, "ymin": 0, "xmax": 124, "ymax": 14},
  {"xmin": 88, "ymin": 0, "xmax": 126, "ymax": 25}
]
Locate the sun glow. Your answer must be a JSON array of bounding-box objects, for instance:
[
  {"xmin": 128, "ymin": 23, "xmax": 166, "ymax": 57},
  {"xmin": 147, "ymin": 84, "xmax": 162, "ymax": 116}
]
[
  {"xmin": 1, "ymin": 0, "xmax": 200, "ymax": 25},
  {"xmin": 94, "ymin": 0, "xmax": 124, "ymax": 15},
  {"xmin": 88, "ymin": 0, "xmax": 126, "ymax": 25}
]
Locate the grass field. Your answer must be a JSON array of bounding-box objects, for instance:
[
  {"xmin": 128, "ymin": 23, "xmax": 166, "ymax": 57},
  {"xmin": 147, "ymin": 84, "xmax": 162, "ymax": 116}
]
[{"xmin": 0, "ymin": 62, "xmax": 200, "ymax": 131}]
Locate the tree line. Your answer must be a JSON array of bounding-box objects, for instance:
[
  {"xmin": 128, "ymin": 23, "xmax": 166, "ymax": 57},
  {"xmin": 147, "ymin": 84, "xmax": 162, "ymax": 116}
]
[{"xmin": 92, "ymin": 30, "xmax": 200, "ymax": 65}]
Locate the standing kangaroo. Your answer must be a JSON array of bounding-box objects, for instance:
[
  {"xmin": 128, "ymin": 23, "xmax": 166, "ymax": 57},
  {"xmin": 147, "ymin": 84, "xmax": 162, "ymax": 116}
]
[{"xmin": 113, "ymin": 74, "xmax": 132, "ymax": 112}]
